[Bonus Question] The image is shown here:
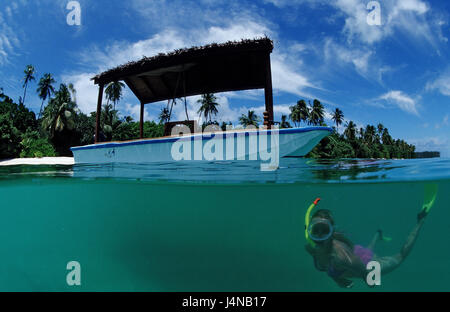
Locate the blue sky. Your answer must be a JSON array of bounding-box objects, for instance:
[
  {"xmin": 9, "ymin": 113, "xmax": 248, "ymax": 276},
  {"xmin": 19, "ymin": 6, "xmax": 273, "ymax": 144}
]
[{"xmin": 0, "ymin": 0, "xmax": 449, "ymax": 156}]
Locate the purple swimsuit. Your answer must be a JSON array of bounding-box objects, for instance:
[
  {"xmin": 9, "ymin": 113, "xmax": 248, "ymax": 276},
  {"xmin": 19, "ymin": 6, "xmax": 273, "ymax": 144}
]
[
  {"xmin": 353, "ymin": 245, "xmax": 374, "ymax": 266},
  {"xmin": 324, "ymin": 245, "xmax": 374, "ymax": 278}
]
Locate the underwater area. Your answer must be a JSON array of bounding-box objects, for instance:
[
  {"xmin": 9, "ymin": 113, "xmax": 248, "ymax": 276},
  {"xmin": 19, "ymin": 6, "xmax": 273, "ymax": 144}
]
[{"xmin": 0, "ymin": 158, "xmax": 449, "ymax": 292}]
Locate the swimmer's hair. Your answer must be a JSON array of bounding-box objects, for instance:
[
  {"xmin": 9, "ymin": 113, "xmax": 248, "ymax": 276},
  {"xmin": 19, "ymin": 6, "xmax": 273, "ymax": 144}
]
[
  {"xmin": 312, "ymin": 209, "xmax": 334, "ymax": 225},
  {"xmin": 311, "ymin": 209, "xmax": 354, "ymax": 249}
]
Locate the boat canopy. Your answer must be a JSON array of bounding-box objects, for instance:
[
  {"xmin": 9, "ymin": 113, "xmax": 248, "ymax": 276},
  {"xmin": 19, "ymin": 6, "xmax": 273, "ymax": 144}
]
[{"xmin": 91, "ymin": 37, "xmax": 275, "ymax": 142}]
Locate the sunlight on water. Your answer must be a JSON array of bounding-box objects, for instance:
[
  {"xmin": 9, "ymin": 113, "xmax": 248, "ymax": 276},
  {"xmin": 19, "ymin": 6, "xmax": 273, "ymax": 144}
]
[{"xmin": 0, "ymin": 158, "xmax": 449, "ymax": 291}]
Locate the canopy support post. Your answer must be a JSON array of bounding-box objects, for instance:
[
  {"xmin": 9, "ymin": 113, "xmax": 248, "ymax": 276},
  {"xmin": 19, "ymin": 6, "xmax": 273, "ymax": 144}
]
[
  {"xmin": 95, "ymin": 83, "xmax": 104, "ymax": 143},
  {"xmin": 264, "ymin": 53, "xmax": 274, "ymax": 129},
  {"xmin": 140, "ymin": 102, "xmax": 144, "ymax": 139}
]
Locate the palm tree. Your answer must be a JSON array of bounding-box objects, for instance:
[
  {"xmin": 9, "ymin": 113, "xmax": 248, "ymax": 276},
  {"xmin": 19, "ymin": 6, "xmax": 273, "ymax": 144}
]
[
  {"xmin": 289, "ymin": 104, "xmax": 301, "ymax": 127},
  {"xmin": 37, "ymin": 73, "xmax": 56, "ymax": 119},
  {"xmin": 344, "ymin": 121, "xmax": 357, "ymax": 141},
  {"xmin": 364, "ymin": 125, "xmax": 376, "ymax": 144},
  {"xmin": 239, "ymin": 110, "xmax": 261, "ymax": 127},
  {"xmin": 220, "ymin": 121, "xmax": 232, "ymax": 131},
  {"xmin": 376, "ymin": 123, "xmax": 385, "ymax": 145},
  {"xmin": 166, "ymin": 98, "xmax": 177, "ymax": 122},
  {"xmin": 331, "ymin": 108, "xmax": 344, "ymax": 132},
  {"xmin": 183, "ymin": 97, "xmax": 189, "ymax": 121},
  {"xmin": 123, "ymin": 116, "xmax": 134, "ymax": 123},
  {"xmin": 22, "ymin": 65, "xmax": 36, "ymax": 106},
  {"xmin": 166, "ymin": 97, "xmax": 190, "ymax": 121},
  {"xmin": 280, "ymin": 115, "xmax": 292, "ymax": 129},
  {"xmin": 103, "ymin": 104, "xmax": 117, "ymax": 127},
  {"xmin": 101, "ymin": 103, "xmax": 119, "ymax": 138},
  {"xmin": 359, "ymin": 127, "xmax": 365, "ymax": 139},
  {"xmin": 105, "ymin": 81, "xmax": 125, "ymax": 111},
  {"xmin": 381, "ymin": 128, "xmax": 392, "ymax": 145},
  {"xmin": 309, "ymin": 99, "xmax": 325, "ymax": 126},
  {"xmin": 297, "ymin": 100, "xmax": 310, "ymax": 125},
  {"xmin": 197, "ymin": 93, "xmax": 219, "ymax": 123},
  {"xmin": 41, "ymin": 84, "xmax": 76, "ymax": 138},
  {"xmin": 159, "ymin": 107, "xmax": 170, "ymax": 124},
  {"xmin": 290, "ymin": 100, "xmax": 310, "ymax": 127}
]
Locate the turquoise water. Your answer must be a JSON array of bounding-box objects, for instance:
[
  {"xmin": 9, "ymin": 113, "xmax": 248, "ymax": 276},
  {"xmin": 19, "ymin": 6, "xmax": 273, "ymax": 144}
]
[{"xmin": 0, "ymin": 158, "xmax": 449, "ymax": 291}]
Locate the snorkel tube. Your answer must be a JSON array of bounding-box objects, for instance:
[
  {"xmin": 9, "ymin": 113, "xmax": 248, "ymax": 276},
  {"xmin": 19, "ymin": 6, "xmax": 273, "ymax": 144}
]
[{"xmin": 305, "ymin": 198, "xmax": 321, "ymax": 248}]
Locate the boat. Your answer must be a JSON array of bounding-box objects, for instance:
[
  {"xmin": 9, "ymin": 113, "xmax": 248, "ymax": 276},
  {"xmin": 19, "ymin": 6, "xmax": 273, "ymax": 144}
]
[
  {"xmin": 70, "ymin": 38, "xmax": 332, "ymax": 166},
  {"xmin": 71, "ymin": 127, "xmax": 332, "ymax": 165}
]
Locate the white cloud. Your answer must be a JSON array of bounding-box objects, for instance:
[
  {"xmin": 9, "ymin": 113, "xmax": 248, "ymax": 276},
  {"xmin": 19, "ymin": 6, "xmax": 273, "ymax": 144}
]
[
  {"xmin": 0, "ymin": 11, "xmax": 20, "ymax": 66},
  {"xmin": 263, "ymin": 0, "xmax": 318, "ymax": 8},
  {"xmin": 378, "ymin": 90, "xmax": 419, "ymax": 116},
  {"xmin": 290, "ymin": 43, "xmax": 308, "ymax": 53},
  {"xmin": 266, "ymin": 0, "xmax": 443, "ymax": 47},
  {"xmin": 271, "ymin": 53, "xmax": 317, "ymax": 97},
  {"xmin": 335, "ymin": 0, "xmax": 440, "ymax": 46},
  {"xmin": 332, "ymin": 0, "xmax": 439, "ymax": 46},
  {"xmin": 245, "ymin": 103, "xmax": 292, "ymax": 116},
  {"xmin": 324, "ymin": 38, "xmax": 372, "ymax": 74},
  {"xmin": 321, "ymin": 38, "xmax": 395, "ymax": 84},
  {"xmin": 129, "ymin": 0, "xmax": 274, "ymax": 35},
  {"xmin": 394, "ymin": 0, "xmax": 428, "ymax": 15},
  {"xmin": 426, "ymin": 70, "xmax": 450, "ymax": 97},
  {"xmin": 202, "ymin": 22, "xmax": 270, "ymax": 44},
  {"xmin": 264, "ymin": 1, "xmax": 441, "ymax": 88},
  {"xmin": 61, "ymin": 72, "xmax": 98, "ymax": 114},
  {"xmin": 123, "ymin": 103, "xmax": 151, "ymax": 122},
  {"xmin": 335, "ymin": 0, "xmax": 386, "ymax": 44},
  {"xmin": 78, "ymin": 29, "xmax": 188, "ymax": 71},
  {"xmin": 435, "ymin": 114, "xmax": 449, "ymax": 129}
]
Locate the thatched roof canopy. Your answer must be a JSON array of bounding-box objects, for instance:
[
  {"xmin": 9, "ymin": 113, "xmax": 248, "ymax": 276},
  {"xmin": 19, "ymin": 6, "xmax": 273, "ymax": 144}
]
[{"xmin": 92, "ymin": 38, "xmax": 274, "ymax": 105}]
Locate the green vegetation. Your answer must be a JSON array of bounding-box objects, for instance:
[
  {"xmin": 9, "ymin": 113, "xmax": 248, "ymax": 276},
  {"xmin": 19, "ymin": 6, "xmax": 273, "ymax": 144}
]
[
  {"xmin": 1, "ymin": 89, "xmax": 39, "ymax": 159},
  {"xmin": 0, "ymin": 64, "xmax": 416, "ymax": 160},
  {"xmin": 287, "ymin": 99, "xmax": 416, "ymax": 159},
  {"xmin": 20, "ymin": 131, "xmax": 56, "ymax": 158},
  {"xmin": 0, "ymin": 65, "xmax": 164, "ymax": 160},
  {"xmin": 239, "ymin": 110, "xmax": 261, "ymax": 127},
  {"xmin": 105, "ymin": 81, "xmax": 125, "ymax": 111},
  {"xmin": 22, "ymin": 65, "xmax": 36, "ymax": 107},
  {"xmin": 197, "ymin": 93, "xmax": 220, "ymax": 124},
  {"xmin": 37, "ymin": 73, "xmax": 56, "ymax": 119}
]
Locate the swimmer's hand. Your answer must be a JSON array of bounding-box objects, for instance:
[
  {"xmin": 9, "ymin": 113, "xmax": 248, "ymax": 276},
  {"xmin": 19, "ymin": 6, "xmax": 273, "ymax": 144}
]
[
  {"xmin": 417, "ymin": 210, "xmax": 428, "ymax": 222},
  {"xmin": 344, "ymin": 280, "xmax": 354, "ymax": 289},
  {"xmin": 333, "ymin": 277, "xmax": 354, "ymax": 289}
]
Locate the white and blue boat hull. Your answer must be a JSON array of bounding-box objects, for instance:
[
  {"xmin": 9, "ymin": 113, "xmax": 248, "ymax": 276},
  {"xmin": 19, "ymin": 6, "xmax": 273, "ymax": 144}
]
[{"xmin": 70, "ymin": 127, "xmax": 333, "ymax": 164}]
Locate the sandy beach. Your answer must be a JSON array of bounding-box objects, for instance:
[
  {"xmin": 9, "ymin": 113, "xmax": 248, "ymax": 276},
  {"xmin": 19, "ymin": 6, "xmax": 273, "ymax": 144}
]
[{"xmin": 0, "ymin": 157, "xmax": 75, "ymax": 166}]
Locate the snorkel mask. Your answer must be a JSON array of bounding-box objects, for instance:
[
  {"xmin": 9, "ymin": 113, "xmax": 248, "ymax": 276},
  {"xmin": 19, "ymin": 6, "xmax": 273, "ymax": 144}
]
[
  {"xmin": 305, "ymin": 198, "xmax": 334, "ymax": 247},
  {"xmin": 307, "ymin": 218, "xmax": 334, "ymax": 242}
]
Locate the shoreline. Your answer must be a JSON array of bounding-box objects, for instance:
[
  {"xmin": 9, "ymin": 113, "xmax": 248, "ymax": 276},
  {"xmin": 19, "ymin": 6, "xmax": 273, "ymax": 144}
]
[{"xmin": 0, "ymin": 157, "xmax": 75, "ymax": 166}]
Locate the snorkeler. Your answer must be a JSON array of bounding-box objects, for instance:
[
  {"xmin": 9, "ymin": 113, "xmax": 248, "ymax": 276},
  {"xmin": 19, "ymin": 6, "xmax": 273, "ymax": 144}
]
[{"xmin": 304, "ymin": 184, "xmax": 437, "ymax": 288}]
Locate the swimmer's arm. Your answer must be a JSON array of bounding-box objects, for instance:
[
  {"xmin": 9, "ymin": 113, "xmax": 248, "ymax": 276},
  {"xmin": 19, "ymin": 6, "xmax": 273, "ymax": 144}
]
[{"xmin": 328, "ymin": 255, "xmax": 356, "ymax": 288}]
